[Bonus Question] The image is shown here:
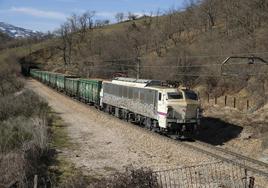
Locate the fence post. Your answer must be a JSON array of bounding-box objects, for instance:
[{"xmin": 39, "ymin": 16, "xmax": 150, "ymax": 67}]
[
  {"xmin": 247, "ymin": 100, "xmax": 249, "ymax": 110},
  {"xmin": 234, "ymin": 97, "xmax": 236, "ymax": 108},
  {"xmin": 225, "ymin": 96, "xmax": 227, "ymax": 106},
  {"xmin": 207, "ymin": 93, "xmax": 210, "ymax": 103},
  {"xmin": 244, "ymin": 169, "xmax": 247, "ymax": 188},
  {"xmin": 215, "ymin": 97, "xmax": 217, "ymax": 105},
  {"xmin": 248, "ymin": 177, "xmax": 255, "ymax": 188},
  {"xmin": 34, "ymin": 175, "xmax": 38, "ymax": 188}
]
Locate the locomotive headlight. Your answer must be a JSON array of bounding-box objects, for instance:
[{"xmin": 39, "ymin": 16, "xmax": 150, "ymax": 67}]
[
  {"xmin": 167, "ymin": 107, "xmax": 173, "ymax": 118},
  {"xmin": 181, "ymin": 107, "xmax": 186, "ymax": 115},
  {"xmin": 180, "ymin": 107, "xmax": 186, "ymax": 120},
  {"xmin": 197, "ymin": 107, "xmax": 202, "ymax": 118}
]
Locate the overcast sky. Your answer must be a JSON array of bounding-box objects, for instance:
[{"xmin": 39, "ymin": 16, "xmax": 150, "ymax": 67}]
[{"xmin": 0, "ymin": 0, "xmax": 185, "ymax": 32}]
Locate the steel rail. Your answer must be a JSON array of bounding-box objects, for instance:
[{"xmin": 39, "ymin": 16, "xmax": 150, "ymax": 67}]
[
  {"xmin": 177, "ymin": 141, "xmax": 268, "ymax": 177},
  {"xmin": 30, "ymin": 78, "xmax": 268, "ymax": 178}
]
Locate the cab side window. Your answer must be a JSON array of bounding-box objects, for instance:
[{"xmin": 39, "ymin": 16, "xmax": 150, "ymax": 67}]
[
  {"xmin": 178, "ymin": 92, "xmax": 183, "ymax": 99},
  {"xmin": 158, "ymin": 93, "xmax": 162, "ymax": 101}
]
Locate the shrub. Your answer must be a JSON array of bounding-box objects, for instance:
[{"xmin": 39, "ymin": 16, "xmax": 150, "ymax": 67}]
[
  {"xmin": 0, "ymin": 116, "xmax": 49, "ymax": 153},
  {"xmin": 60, "ymin": 172, "xmax": 89, "ymax": 188},
  {"xmin": 0, "ymin": 56, "xmax": 24, "ymax": 96},
  {"xmin": 92, "ymin": 166, "xmax": 159, "ymax": 188},
  {"xmin": 0, "ymin": 89, "xmax": 48, "ymax": 121},
  {"xmin": 0, "ymin": 87, "xmax": 50, "ymax": 187},
  {"xmin": 0, "ymin": 152, "xmax": 27, "ymax": 188},
  {"xmin": 0, "ymin": 49, "xmax": 51, "ymax": 187},
  {"xmin": 0, "ymin": 116, "xmax": 49, "ymax": 187}
]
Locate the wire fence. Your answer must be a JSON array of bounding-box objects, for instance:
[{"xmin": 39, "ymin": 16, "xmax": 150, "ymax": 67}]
[
  {"xmin": 152, "ymin": 161, "xmax": 263, "ymax": 188},
  {"xmin": 203, "ymin": 94, "xmax": 251, "ymax": 111},
  {"xmin": 201, "ymin": 94, "xmax": 267, "ymax": 112}
]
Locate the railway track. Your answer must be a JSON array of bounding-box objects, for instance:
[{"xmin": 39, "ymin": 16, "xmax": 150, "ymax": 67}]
[
  {"xmin": 33, "ymin": 79, "xmax": 268, "ymax": 179},
  {"xmin": 176, "ymin": 140, "xmax": 268, "ymax": 177}
]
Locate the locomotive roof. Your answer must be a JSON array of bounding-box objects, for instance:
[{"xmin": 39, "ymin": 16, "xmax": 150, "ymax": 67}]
[
  {"xmin": 113, "ymin": 77, "xmax": 162, "ymax": 87},
  {"xmin": 105, "ymin": 78, "xmax": 177, "ymax": 92}
]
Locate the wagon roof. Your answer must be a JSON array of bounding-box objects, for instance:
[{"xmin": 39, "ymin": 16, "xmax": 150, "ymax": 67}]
[{"xmin": 79, "ymin": 78, "xmax": 103, "ymax": 83}]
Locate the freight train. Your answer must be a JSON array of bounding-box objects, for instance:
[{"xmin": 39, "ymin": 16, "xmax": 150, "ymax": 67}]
[{"xmin": 30, "ymin": 69, "xmax": 201, "ymax": 138}]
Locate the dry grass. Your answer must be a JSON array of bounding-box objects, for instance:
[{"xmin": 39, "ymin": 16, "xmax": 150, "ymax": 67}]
[
  {"xmin": 0, "ymin": 56, "xmax": 52, "ymax": 187},
  {"xmin": 0, "ymin": 116, "xmax": 50, "ymax": 187},
  {"xmin": 59, "ymin": 166, "xmax": 158, "ymax": 188}
]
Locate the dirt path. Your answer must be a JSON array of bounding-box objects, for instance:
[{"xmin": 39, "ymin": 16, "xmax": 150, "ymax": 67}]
[{"xmin": 26, "ymin": 79, "xmax": 213, "ymax": 178}]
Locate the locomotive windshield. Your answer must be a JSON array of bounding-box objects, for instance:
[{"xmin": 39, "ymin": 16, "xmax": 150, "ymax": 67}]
[
  {"xmin": 184, "ymin": 90, "xmax": 198, "ymax": 100},
  {"xmin": 167, "ymin": 92, "xmax": 183, "ymax": 99}
]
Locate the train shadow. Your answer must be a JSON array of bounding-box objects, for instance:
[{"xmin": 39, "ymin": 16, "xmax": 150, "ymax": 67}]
[{"xmin": 194, "ymin": 117, "xmax": 243, "ymax": 146}]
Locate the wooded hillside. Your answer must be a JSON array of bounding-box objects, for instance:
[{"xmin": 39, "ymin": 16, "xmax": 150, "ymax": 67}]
[{"xmin": 26, "ymin": 0, "xmax": 268, "ymax": 108}]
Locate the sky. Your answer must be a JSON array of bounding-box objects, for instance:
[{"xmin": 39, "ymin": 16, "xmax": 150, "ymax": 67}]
[{"xmin": 0, "ymin": 0, "xmax": 185, "ymax": 32}]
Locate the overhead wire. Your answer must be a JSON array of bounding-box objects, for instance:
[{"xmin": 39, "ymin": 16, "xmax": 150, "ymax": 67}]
[
  {"xmin": 85, "ymin": 66, "xmax": 268, "ymax": 77},
  {"xmin": 82, "ymin": 51, "xmax": 268, "ymax": 68},
  {"xmin": 81, "ymin": 51, "xmax": 268, "ymax": 78},
  {"xmin": 81, "ymin": 61, "xmax": 268, "ymax": 68},
  {"xmin": 99, "ymin": 51, "xmax": 268, "ymax": 62}
]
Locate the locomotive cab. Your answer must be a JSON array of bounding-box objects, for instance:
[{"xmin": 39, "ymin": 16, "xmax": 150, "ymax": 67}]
[{"xmin": 156, "ymin": 87, "xmax": 201, "ymax": 138}]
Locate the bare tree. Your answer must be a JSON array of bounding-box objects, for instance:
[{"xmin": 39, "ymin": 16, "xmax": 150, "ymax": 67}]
[
  {"xmin": 115, "ymin": 12, "xmax": 124, "ymax": 23},
  {"xmin": 127, "ymin": 12, "xmax": 138, "ymax": 20},
  {"xmin": 200, "ymin": 0, "xmax": 218, "ymax": 31},
  {"xmin": 78, "ymin": 11, "xmax": 95, "ymax": 38},
  {"xmin": 57, "ymin": 22, "xmax": 73, "ymax": 66}
]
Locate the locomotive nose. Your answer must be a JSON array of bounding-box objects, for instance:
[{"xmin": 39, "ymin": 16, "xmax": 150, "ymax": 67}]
[
  {"xmin": 185, "ymin": 103, "xmax": 199, "ymax": 119},
  {"xmin": 167, "ymin": 104, "xmax": 187, "ymax": 119},
  {"xmin": 168, "ymin": 103, "xmax": 199, "ymax": 120}
]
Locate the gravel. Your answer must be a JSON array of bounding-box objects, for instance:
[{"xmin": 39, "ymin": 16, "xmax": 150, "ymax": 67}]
[{"xmin": 26, "ymin": 79, "xmax": 213, "ymax": 178}]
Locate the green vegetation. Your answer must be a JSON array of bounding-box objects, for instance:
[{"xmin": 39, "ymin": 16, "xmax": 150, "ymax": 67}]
[
  {"xmin": 49, "ymin": 113, "xmax": 78, "ymax": 183},
  {"xmin": 48, "ymin": 112, "xmax": 83, "ymax": 186},
  {"xmin": 50, "ymin": 114, "xmax": 73, "ymax": 149}
]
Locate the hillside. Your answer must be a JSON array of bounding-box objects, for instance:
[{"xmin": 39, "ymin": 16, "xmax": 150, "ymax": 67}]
[
  {"xmin": 21, "ymin": 0, "xmax": 268, "ymax": 161},
  {"xmin": 0, "ymin": 22, "xmax": 42, "ymax": 38},
  {"xmin": 0, "ymin": 31, "xmax": 12, "ymax": 41},
  {"xmin": 0, "ymin": 31, "xmax": 12, "ymax": 49},
  {"xmin": 1, "ymin": 0, "xmax": 268, "ymax": 186},
  {"xmin": 26, "ymin": 0, "xmax": 268, "ymax": 108}
]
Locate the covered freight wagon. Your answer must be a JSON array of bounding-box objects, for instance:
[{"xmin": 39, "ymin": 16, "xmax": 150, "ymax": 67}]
[
  {"xmin": 65, "ymin": 77, "xmax": 80, "ymax": 97},
  {"xmin": 29, "ymin": 69, "xmax": 39, "ymax": 79},
  {"xmin": 48, "ymin": 72, "xmax": 57, "ymax": 88},
  {"xmin": 42, "ymin": 71, "xmax": 50, "ymax": 85},
  {"xmin": 78, "ymin": 79, "xmax": 102, "ymax": 105},
  {"xmin": 56, "ymin": 74, "xmax": 66, "ymax": 91},
  {"xmin": 36, "ymin": 70, "xmax": 42, "ymax": 81}
]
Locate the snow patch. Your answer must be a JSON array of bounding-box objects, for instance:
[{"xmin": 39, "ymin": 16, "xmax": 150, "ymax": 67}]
[
  {"xmin": 0, "ymin": 22, "xmax": 43, "ymax": 38},
  {"xmin": 15, "ymin": 34, "xmax": 24, "ymax": 37},
  {"xmin": 10, "ymin": 30, "xmax": 17, "ymax": 33}
]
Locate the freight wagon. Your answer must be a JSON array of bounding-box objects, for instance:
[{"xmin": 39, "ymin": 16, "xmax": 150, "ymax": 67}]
[
  {"xmin": 29, "ymin": 69, "xmax": 39, "ymax": 79},
  {"xmin": 78, "ymin": 79, "xmax": 102, "ymax": 105},
  {"xmin": 65, "ymin": 77, "xmax": 79, "ymax": 97},
  {"xmin": 55, "ymin": 74, "xmax": 65, "ymax": 91}
]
